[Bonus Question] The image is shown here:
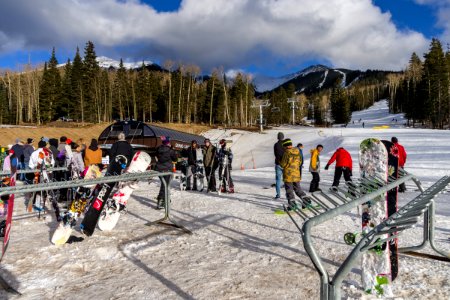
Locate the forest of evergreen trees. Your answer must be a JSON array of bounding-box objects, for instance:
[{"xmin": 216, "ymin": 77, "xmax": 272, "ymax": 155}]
[
  {"xmin": 0, "ymin": 41, "xmax": 402, "ymax": 127},
  {"xmin": 392, "ymin": 38, "xmax": 450, "ymax": 129}
]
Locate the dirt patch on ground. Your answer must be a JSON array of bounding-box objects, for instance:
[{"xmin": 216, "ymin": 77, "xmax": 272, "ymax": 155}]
[{"xmin": 0, "ymin": 122, "xmax": 213, "ymax": 147}]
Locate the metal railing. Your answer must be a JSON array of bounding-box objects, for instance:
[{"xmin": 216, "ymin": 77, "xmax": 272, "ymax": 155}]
[{"xmin": 285, "ymin": 171, "xmax": 450, "ymax": 299}]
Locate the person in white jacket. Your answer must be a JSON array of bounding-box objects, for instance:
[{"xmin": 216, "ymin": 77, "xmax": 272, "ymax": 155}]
[{"xmin": 29, "ymin": 140, "xmax": 55, "ymax": 170}]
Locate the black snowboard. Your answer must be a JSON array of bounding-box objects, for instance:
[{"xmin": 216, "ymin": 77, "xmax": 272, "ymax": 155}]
[
  {"xmin": 381, "ymin": 140, "xmax": 399, "ymax": 281},
  {"xmin": 80, "ymin": 182, "xmax": 115, "ymax": 236}
]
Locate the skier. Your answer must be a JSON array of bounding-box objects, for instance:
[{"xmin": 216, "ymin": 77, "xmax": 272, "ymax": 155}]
[
  {"xmin": 324, "ymin": 147, "xmax": 353, "ymax": 188},
  {"xmin": 203, "ymin": 138, "xmax": 217, "ymax": 192},
  {"xmin": 309, "ymin": 144, "xmax": 323, "ymax": 192},
  {"xmin": 84, "ymin": 138, "xmax": 102, "ymax": 168},
  {"xmin": 108, "ymin": 132, "xmax": 134, "ymax": 174},
  {"xmin": 392, "ymin": 137, "xmax": 407, "ymax": 192},
  {"xmin": 218, "ymin": 139, "xmax": 234, "ymax": 193},
  {"xmin": 273, "ymin": 132, "xmax": 285, "ymax": 199},
  {"xmin": 155, "ymin": 137, "xmax": 178, "ymax": 208},
  {"xmin": 296, "ymin": 143, "xmax": 304, "ymax": 177},
  {"xmin": 182, "ymin": 140, "xmax": 199, "ymax": 191},
  {"xmin": 280, "ymin": 138, "xmax": 308, "ymax": 209}
]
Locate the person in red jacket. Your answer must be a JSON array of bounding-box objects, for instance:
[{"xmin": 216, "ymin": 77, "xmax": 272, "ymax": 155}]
[
  {"xmin": 392, "ymin": 137, "xmax": 407, "ymax": 192},
  {"xmin": 325, "ymin": 147, "xmax": 353, "ymax": 187}
]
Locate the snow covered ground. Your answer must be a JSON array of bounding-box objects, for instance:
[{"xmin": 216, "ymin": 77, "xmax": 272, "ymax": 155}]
[{"xmin": 1, "ymin": 100, "xmax": 449, "ymax": 299}]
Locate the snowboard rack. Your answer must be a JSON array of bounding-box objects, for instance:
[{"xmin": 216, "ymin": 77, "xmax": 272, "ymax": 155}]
[
  {"xmin": 0, "ymin": 170, "xmax": 190, "ymax": 234},
  {"xmin": 285, "ymin": 170, "xmax": 450, "ymax": 300}
]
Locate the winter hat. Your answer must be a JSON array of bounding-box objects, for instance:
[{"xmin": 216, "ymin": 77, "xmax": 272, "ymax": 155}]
[
  {"xmin": 204, "ymin": 138, "xmax": 211, "ymax": 143},
  {"xmin": 391, "ymin": 137, "xmax": 398, "ymax": 143},
  {"xmin": 219, "ymin": 139, "xmax": 226, "ymax": 146},
  {"xmin": 27, "ymin": 138, "xmax": 34, "ymax": 144},
  {"xmin": 15, "ymin": 138, "xmax": 21, "ymax": 144},
  {"xmin": 277, "ymin": 132, "xmax": 284, "ymax": 141},
  {"xmin": 297, "ymin": 143, "xmax": 303, "ymax": 148},
  {"xmin": 162, "ymin": 136, "xmax": 171, "ymax": 145},
  {"xmin": 49, "ymin": 138, "xmax": 58, "ymax": 148},
  {"xmin": 282, "ymin": 138, "xmax": 292, "ymax": 147},
  {"xmin": 8, "ymin": 149, "xmax": 14, "ymax": 155},
  {"xmin": 66, "ymin": 138, "xmax": 72, "ymax": 145},
  {"xmin": 38, "ymin": 140, "xmax": 47, "ymax": 148},
  {"xmin": 41, "ymin": 137, "xmax": 49, "ymax": 143}
]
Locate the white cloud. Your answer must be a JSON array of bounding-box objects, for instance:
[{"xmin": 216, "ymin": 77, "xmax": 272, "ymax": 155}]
[
  {"xmin": 414, "ymin": 0, "xmax": 450, "ymax": 44},
  {"xmin": 0, "ymin": 0, "xmax": 432, "ymax": 72}
]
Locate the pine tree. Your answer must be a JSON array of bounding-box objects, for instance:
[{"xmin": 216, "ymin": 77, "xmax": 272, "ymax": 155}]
[
  {"xmin": 83, "ymin": 41, "xmax": 100, "ymax": 122},
  {"xmin": 330, "ymin": 79, "xmax": 350, "ymax": 124},
  {"xmin": 39, "ymin": 48, "xmax": 62, "ymax": 122},
  {"xmin": 71, "ymin": 47, "xmax": 84, "ymax": 122}
]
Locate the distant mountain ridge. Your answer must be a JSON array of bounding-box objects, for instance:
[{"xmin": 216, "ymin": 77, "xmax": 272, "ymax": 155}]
[{"xmin": 80, "ymin": 56, "xmax": 393, "ymax": 95}]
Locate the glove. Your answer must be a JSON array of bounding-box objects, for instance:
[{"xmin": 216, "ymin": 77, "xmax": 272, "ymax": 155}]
[{"xmin": 324, "ymin": 164, "xmax": 329, "ymax": 170}]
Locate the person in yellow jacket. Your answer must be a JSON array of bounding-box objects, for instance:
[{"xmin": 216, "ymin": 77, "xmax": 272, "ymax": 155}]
[
  {"xmin": 84, "ymin": 139, "xmax": 102, "ymax": 168},
  {"xmin": 280, "ymin": 138, "xmax": 308, "ymax": 209},
  {"xmin": 309, "ymin": 144, "xmax": 323, "ymax": 192}
]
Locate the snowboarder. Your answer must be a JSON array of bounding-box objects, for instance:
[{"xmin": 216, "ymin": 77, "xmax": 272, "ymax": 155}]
[
  {"xmin": 296, "ymin": 143, "xmax": 304, "ymax": 177},
  {"xmin": 309, "ymin": 144, "xmax": 323, "ymax": 192},
  {"xmin": 280, "ymin": 139, "xmax": 307, "ymax": 209},
  {"xmin": 155, "ymin": 137, "xmax": 178, "ymax": 208},
  {"xmin": 392, "ymin": 137, "xmax": 407, "ymax": 192},
  {"xmin": 273, "ymin": 132, "xmax": 285, "ymax": 199},
  {"xmin": 203, "ymin": 138, "xmax": 217, "ymax": 192},
  {"xmin": 324, "ymin": 147, "xmax": 353, "ymax": 187},
  {"xmin": 218, "ymin": 139, "xmax": 234, "ymax": 193},
  {"xmin": 108, "ymin": 132, "xmax": 134, "ymax": 174},
  {"xmin": 182, "ymin": 140, "xmax": 200, "ymax": 191}
]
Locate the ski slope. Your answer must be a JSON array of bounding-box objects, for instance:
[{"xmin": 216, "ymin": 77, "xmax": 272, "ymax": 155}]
[{"xmin": 1, "ymin": 100, "xmax": 449, "ymax": 299}]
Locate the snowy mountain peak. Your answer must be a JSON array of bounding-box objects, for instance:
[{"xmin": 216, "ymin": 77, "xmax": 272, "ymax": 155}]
[{"xmin": 96, "ymin": 56, "xmax": 153, "ymax": 69}]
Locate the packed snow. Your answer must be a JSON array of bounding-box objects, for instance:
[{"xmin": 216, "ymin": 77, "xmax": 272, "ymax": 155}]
[{"xmin": 1, "ymin": 100, "xmax": 449, "ymax": 299}]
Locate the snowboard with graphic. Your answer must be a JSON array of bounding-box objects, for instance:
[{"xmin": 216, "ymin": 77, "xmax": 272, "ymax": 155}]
[
  {"xmin": 381, "ymin": 140, "xmax": 399, "ymax": 281},
  {"xmin": 98, "ymin": 151, "xmax": 151, "ymax": 231},
  {"xmin": 359, "ymin": 138, "xmax": 392, "ymax": 296},
  {"xmin": 51, "ymin": 165, "xmax": 103, "ymax": 245}
]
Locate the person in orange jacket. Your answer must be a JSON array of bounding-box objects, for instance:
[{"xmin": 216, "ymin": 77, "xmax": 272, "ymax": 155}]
[
  {"xmin": 325, "ymin": 147, "xmax": 353, "ymax": 187},
  {"xmin": 392, "ymin": 137, "xmax": 407, "ymax": 192}
]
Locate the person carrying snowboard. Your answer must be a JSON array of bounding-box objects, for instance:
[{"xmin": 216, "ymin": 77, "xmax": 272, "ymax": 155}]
[
  {"xmin": 273, "ymin": 132, "xmax": 285, "ymax": 199},
  {"xmin": 324, "ymin": 147, "xmax": 353, "ymax": 188},
  {"xmin": 203, "ymin": 138, "xmax": 217, "ymax": 192},
  {"xmin": 155, "ymin": 136, "xmax": 178, "ymax": 208},
  {"xmin": 309, "ymin": 144, "xmax": 323, "ymax": 192},
  {"xmin": 280, "ymin": 139, "xmax": 308, "ymax": 209},
  {"xmin": 218, "ymin": 139, "xmax": 234, "ymax": 193},
  {"xmin": 182, "ymin": 140, "xmax": 199, "ymax": 191},
  {"xmin": 392, "ymin": 137, "xmax": 407, "ymax": 192}
]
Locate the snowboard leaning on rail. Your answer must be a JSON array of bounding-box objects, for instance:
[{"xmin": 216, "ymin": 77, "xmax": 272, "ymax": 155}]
[
  {"xmin": 51, "ymin": 165, "xmax": 103, "ymax": 245},
  {"xmin": 359, "ymin": 138, "xmax": 392, "ymax": 296},
  {"xmin": 97, "ymin": 151, "xmax": 151, "ymax": 231},
  {"xmin": 381, "ymin": 139, "xmax": 399, "ymax": 281},
  {"xmin": 80, "ymin": 156, "xmax": 128, "ymax": 237}
]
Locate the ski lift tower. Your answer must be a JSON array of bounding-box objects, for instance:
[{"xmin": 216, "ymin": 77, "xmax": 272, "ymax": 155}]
[
  {"xmin": 287, "ymin": 97, "xmax": 299, "ymax": 125},
  {"xmin": 251, "ymin": 99, "xmax": 270, "ymax": 133}
]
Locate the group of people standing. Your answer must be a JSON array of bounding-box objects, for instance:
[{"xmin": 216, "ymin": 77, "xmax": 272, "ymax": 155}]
[
  {"xmin": 180, "ymin": 138, "xmax": 234, "ymax": 193},
  {"xmin": 273, "ymin": 132, "xmax": 408, "ymax": 207}
]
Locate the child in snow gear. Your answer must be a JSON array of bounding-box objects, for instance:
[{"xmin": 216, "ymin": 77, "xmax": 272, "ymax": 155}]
[
  {"xmin": 280, "ymin": 139, "xmax": 308, "ymax": 209},
  {"xmin": 273, "ymin": 132, "xmax": 285, "ymax": 199},
  {"xmin": 155, "ymin": 137, "xmax": 178, "ymax": 208},
  {"xmin": 325, "ymin": 147, "xmax": 353, "ymax": 187},
  {"xmin": 203, "ymin": 138, "xmax": 218, "ymax": 192},
  {"xmin": 218, "ymin": 139, "xmax": 234, "ymax": 193},
  {"xmin": 309, "ymin": 144, "xmax": 323, "ymax": 192},
  {"xmin": 391, "ymin": 137, "xmax": 407, "ymax": 192}
]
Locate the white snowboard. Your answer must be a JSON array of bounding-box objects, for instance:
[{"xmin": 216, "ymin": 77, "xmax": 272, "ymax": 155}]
[{"xmin": 98, "ymin": 151, "xmax": 151, "ymax": 231}]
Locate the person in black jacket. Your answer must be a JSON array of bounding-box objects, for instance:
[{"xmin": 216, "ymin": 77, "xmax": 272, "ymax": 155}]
[
  {"xmin": 108, "ymin": 132, "xmax": 134, "ymax": 175},
  {"xmin": 273, "ymin": 132, "xmax": 285, "ymax": 199},
  {"xmin": 155, "ymin": 136, "xmax": 178, "ymax": 208},
  {"xmin": 182, "ymin": 140, "xmax": 199, "ymax": 191},
  {"xmin": 218, "ymin": 139, "xmax": 234, "ymax": 193}
]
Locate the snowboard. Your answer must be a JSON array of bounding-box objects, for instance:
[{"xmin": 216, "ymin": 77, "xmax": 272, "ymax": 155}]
[
  {"xmin": 217, "ymin": 148, "xmax": 233, "ymax": 194},
  {"xmin": 51, "ymin": 165, "xmax": 103, "ymax": 245},
  {"xmin": 80, "ymin": 156, "xmax": 128, "ymax": 236},
  {"xmin": 0, "ymin": 158, "xmax": 17, "ymax": 262},
  {"xmin": 194, "ymin": 148, "xmax": 205, "ymax": 192},
  {"xmin": 381, "ymin": 140, "xmax": 399, "ymax": 281},
  {"xmin": 98, "ymin": 151, "xmax": 151, "ymax": 231},
  {"xmin": 359, "ymin": 138, "xmax": 392, "ymax": 296}
]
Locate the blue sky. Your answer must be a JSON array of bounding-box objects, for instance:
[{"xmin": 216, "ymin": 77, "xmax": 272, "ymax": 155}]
[{"xmin": 0, "ymin": 0, "xmax": 448, "ymax": 76}]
